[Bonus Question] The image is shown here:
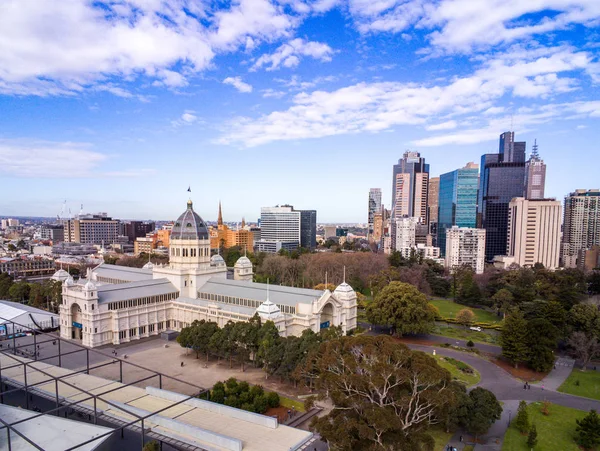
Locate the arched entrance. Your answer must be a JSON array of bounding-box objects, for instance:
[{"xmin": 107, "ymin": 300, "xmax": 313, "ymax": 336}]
[
  {"xmin": 71, "ymin": 303, "xmax": 83, "ymax": 340},
  {"xmin": 320, "ymin": 303, "xmax": 334, "ymax": 330}
]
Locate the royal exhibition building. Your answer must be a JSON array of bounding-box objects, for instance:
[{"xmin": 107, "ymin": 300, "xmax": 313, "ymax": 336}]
[{"xmin": 57, "ymin": 200, "xmax": 357, "ymax": 348}]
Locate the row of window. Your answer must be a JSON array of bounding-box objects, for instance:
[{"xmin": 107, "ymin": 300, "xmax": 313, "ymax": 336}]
[
  {"xmin": 118, "ymin": 321, "xmax": 170, "ymax": 339},
  {"xmin": 171, "ymin": 247, "xmax": 209, "ymax": 257},
  {"xmin": 97, "ymin": 276, "xmax": 129, "ymax": 284},
  {"xmin": 107, "ymin": 292, "xmax": 178, "ymax": 311},
  {"xmin": 197, "ymin": 291, "xmax": 296, "ymax": 314}
]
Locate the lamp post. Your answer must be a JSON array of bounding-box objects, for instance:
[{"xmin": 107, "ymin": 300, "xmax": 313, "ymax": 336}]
[{"xmin": 508, "ymin": 409, "xmax": 512, "ymax": 426}]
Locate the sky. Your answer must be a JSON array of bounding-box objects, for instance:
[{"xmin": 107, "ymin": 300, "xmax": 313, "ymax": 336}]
[{"xmin": 0, "ymin": 0, "xmax": 599, "ymax": 223}]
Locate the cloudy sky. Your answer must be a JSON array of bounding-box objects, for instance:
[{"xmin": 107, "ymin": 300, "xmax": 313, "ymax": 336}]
[{"xmin": 0, "ymin": 0, "xmax": 598, "ymax": 223}]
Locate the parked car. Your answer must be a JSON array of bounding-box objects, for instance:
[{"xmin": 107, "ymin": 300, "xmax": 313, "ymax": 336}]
[{"xmin": 469, "ymin": 326, "xmax": 482, "ymax": 332}]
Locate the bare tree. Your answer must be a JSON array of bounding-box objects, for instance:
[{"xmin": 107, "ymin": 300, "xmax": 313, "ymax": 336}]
[{"xmin": 568, "ymin": 331, "xmax": 600, "ymax": 371}]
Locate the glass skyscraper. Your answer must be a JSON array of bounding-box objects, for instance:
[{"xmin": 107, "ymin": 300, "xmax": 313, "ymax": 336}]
[
  {"xmin": 478, "ymin": 132, "xmax": 527, "ymax": 261},
  {"xmin": 437, "ymin": 163, "xmax": 479, "ymax": 256}
]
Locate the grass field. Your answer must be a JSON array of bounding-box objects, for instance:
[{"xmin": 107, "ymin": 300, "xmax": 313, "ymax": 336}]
[
  {"xmin": 432, "ymin": 324, "xmax": 499, "ymax": 345},
  {"xmin": 436, "ymin": 356, "xmax": 480, "ymax": 386},
  {"xmin": 429, "ymin": 299, "xmax": 500, "ymax": 323},
  {"xmin": 429, "ymin": 427, "xmax": 453, "ymax": 451},
  {"xmin": 279, "ymin": 395, "xmax": 306, "ymax": 413},
  {"xmin": 558, "ymin": 368, "xmax": 600, "ymax": 401},
  {"xmin": 502, "ymin": 402, "xmax": 587, "ymax": 451}
]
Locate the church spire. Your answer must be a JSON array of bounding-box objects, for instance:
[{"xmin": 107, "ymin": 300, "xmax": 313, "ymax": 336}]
[
  {"xmin": 218, "ymin": 201, "xmax": 223, "ymax": 226},
  {"xmin": 241, "ymin": 217, "xmax": 246, "ymax": 228}
]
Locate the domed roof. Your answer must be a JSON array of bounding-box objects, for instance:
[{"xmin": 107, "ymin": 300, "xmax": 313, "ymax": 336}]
[
  {"xmin": 84, "ymin": 280, "xmax": 96, "ymax": 291},
  {"xmin": 171, "ymin": 200, "xmax": 209, "ymax": 241},
  {"xmin": 142, "ymin": 261, "xmax": 154, "ymax": 269},
  {"xmin": 51, "ymin": 269, "xmax": 70, "ymax": 282},
  {"xmin": 256, "ymin": 299, "xmax": 282, "ymax": 320},
  {"xmin": 334, "ymin": 282, "xmax": 354, "ymax": 294},
  {"xmin": 210, "ymin": 254, "xmax": 225, "ymax": 266},
  {"xmin": 234, "ymin": 256, "xmax": 252, "ymax": 268}
]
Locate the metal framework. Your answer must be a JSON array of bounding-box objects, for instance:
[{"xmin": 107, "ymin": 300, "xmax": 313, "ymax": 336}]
[{"xmin": 0, "ymin": 316, "xmax": 210, "ymax": 451}]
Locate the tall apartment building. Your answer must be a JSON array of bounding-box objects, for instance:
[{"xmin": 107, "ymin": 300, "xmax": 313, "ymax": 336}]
[
  {"xmin": 506, "ymin": 198, "xmax": 562, "ymax": 269},
  {"xmin": 478, "ymin": 132, "xmax": 526, "ymax": 261},
  {"xmin": 255, "ymin": 205, "xmax": 315, "ymax": 253},
  {"xmin": 437, "ymin": 163, "xmax": 479, "ymax": 256},
  {"xmin": 123, "ymin": 221, "xmax": 156, "ymax": 243},
  {"xmin": 391, "ymin": 151, "xmax": 429, "ymax": 222},
  {"xmin": 562, "ymin": 189, "xmax": 600, "ymax": 268},
  {"xmin": 1, "ymin": 218, "xmax": 19, "ymax": 230},
  {"xmin": 368, "ymin": 188, "xmax": 382, "ymax": 240},
  {"xmin": 524, "ymin": 140, "xmax": 546, "ymax": 200},
  {"xmin": 63, "ymin": 213, "xmax": 121, "ymax": 245},
  {"xmin": 299, "ymin": 210, "xmax": 317, "ymax": 250},
  {"xmin": 392, "ymin": 217, "xmax": 417, "ymax": 257},
  {"xmin": 445, "ymin": 226, "xmax": 486, "ymax": 274},
  {"xmin": 428, "ymin": 177, "xmax": 440, "ymax": 244}
]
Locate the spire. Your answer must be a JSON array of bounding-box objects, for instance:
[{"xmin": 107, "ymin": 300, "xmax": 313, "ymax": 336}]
[
  {"xmin": 531, "ymin": 139, "xmax": 540, "ymax": 160},
  {"xmin": 266, "ymin": 278, "xmax": 270, "ymax": 302},
  {"xmin": 218, "ymin": 201, "xmax": 223, "ymax": 226},
  {"xmin": 343, "ymin": 266, "xmax": 346, "ymax": 283},
  {"xmin": 241, "ymin": 217, "xmax": 246, "ymax": 228}
]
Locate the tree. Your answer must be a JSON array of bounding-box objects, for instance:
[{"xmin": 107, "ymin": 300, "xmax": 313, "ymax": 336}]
[
  {"xmin": 0, "ymin": 273, "xmax": 13, "ymax": 299},
  {"xmin": 576, "ymin": 409, "xmax": 600, "ymax": 450},
  {"xmin": 492, "ymin": 288, "xmax": 514, "ymax": 316},
  {"xmin": 455, "ymin": 269, "xmax": 482, "ymax": 306},
  {"xmin": 142, "ymin": 441, "xmax": 159, "ymax": 451},
  {"xmin": 514, "ymin": 400, "xmax": 530, "ymax": 433},
  {"xmin": 9, "ymin": 280, "xmax": 30, "ymax": 303},
  {"xmin": 568, "ymin": 304, "xmax": 600, "ymax": 337},
  {"xmin": 567, "ymin": 332, "xmax": 600, "ymax": 371},
  {"xmin": 311, "ymin": 335, "xmax": 456, "ymax": 451},
  {"xmin": 589, "ymin": 271, "xmax": 600, "ymax": 295},
  {"xmin": 456, "ymin": 308, "xmax": 476, "ymax": 328},
  {"xmin": 461, "ymin": 387, "xmax": 502, "ymax": 439},
  {"xmin": 525, "ymin": 318, "xmax": 558, "ymax": 372},
  {"xmin": 527, "ymin": 424, "xmax": 538, "ymax": 448},
  {"xmin": 366, "ymin": 281, "xmax": 437, "ymax": 336},
  {"xmin": 500, "ymin": 309, "xmax": 529, "ymax": 368}
]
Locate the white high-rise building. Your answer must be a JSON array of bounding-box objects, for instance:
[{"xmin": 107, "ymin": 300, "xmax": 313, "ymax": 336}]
[
  {"xmin": 562, "ymin": 189, "xmax": 600, "ymax": 268},
  {"xmin": 392, "ymin": 217, "xmax": 417, "ymax": 256},
  {"xmin": 256, "ymin": 206, "xmax": 301, "ymax": 253},
  {"xmin": 507, "ymin": 197, "xmax": 562, "ymax": 269},
  {"xmin": 445, "ymin": 226, "xmax": 486, "ymax": 274}
]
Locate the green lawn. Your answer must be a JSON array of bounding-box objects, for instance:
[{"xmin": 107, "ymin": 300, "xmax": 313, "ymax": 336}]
[
  {"xmin": 436, "ymin": 356, "xmax": 480, "ymax": 386},
  {"xmin": 432, "ymin": 324, "xmax": 499, "ymax": 345},
  {"xmin": 429, "ymin": 427, "xmax": 453, "ymax": 451},
  {"xmin": 502, "ymin": 402, "xmax": 588, "ymax": 451},
  {"xmin": 558, "ymin": 368, "xmax": 600, "ymax": 400},
  {"xmin": 279, "ymin": 395, "xmax": 306, "ymax": 413},
  {"xmin": 430, "ymin": 299, "xmax": 500, "ymax": 323}
]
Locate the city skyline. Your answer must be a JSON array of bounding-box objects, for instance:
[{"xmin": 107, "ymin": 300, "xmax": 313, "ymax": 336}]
[{"xmin": 1, "ymin": 2, "xmax": 599, "ymax": 222}]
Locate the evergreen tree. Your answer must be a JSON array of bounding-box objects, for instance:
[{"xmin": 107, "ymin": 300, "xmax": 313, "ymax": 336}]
[
  {"xmin": 514, "ymin": 400, "xmax": 530, "ymax": 433},
  {"xmin": 500, "ymin": 309, "xmax": 529, "ymax": 368},
  {"xmin": 527, "ymin": 424, "xmax": 538, "ymax": 448},
  {"xmin": 576, "ymin": 410, "xmax": 600, "ymax": 450}
]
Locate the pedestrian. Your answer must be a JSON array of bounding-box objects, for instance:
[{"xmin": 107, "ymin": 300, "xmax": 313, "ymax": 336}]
[
  {"xmin": 523, "ymin": 383, "xmax": 527, "ymax": 390},
  {"xmin": 542, "ymin": 384, "xmax": 544, "ymax": 390},
  {"xmin": 528, "ymin": 384, "xmax": 531, "ymax": 390},
  {"xmin": 459, "ymin": 435, "xmax": 463, "ymax": 442},
  {"xmin": 181, "ymin": 361, "xmax": 184, "ymax": 367}
]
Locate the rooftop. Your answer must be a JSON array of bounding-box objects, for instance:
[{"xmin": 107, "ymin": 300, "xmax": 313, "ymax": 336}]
[
  {"xmin": 96, "ymin": 279, "xmax": 178, "ymax": 304},
  {"xmin": 92, "ymin": 263, "xmax": 154, "ymax": 282}
]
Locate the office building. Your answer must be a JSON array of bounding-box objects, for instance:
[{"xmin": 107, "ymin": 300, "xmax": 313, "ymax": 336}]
[
  {"xmin": 59, "ymin": 199, "xmax": 357, "ymax": 347},
  {"xmin": 63, "ymin": 213, "xmax": 121, "ymax": 245},
  {"xmin": 392, "ymin": 217, "xmax": 417, "ymax": 256},
  {"xmin": 156, "ymin": 227, "xmax": 171, "ymax": 248},
  {"xmin": 1, "ymin": 218, "xmax": 19, "ymax": 230},
  {"xmin": 445, "ymin": 226, "xmax": 486, "ymax": 274},
  {"xmin": 0, "ymin": 256, "xmax": 56, "ymax": 278},
  {"xmin": 428, "ymin": 177, "xmax": 440, "ymax": 244},
  {"xmin": 562, "ymin": 189, "xmax": 600, "ymax": 268},
  {"xmin": 524, "ymin": 140, "xmax": 546, "ymax": 200},
  {"xmin": 579, "ymin": 246, "xmax": 600, "ymax": 272},
  {"xmin": 391, "ymin": 151, "xmax": 429, "ymax": 222},
  {"xmin": 438, "ymin": 163, "xmax": 479, "ymax": 256},
  {"xmin": 506, "ymin": 198, "xmax": 562, "ymax": 269},
  {"xmin": 478, "ymin": 132, "xmax": 527, "ymax": 261},
  {"xmin": 40, "ymin": 224, "xmax": 65, "ymax": 242},
  {"xmin": 299, "ymin": 210, "xmax": 317, "ymax": 250},
  {"xmin": 368, "ymin": 188, "xmax": 382, "ymax": 239},
  {"xmin": 134, "ymin": 236, "xmax": 156, "ymax": 255},
  {"xmin": 324, "ymin": 226, "xmax": 337, "ymax": 239},
  {"xmin": 123, "ymin": 221, "xmax": 156, "ymax": 243}
]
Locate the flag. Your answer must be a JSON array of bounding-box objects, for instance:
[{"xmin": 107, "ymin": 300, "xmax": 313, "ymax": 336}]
[{"xmin": 187, "ymin": 186, "xmax": 191, "ymax": 192}]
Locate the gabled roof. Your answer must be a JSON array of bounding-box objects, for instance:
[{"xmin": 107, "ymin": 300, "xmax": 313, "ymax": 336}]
[
  {"xmin": 92, "ymin": 263, "xmax": 153, "ymax": 282},
  {"xmin": 96, "ymin": 279, "xmax": 178, "ymax": 304}
]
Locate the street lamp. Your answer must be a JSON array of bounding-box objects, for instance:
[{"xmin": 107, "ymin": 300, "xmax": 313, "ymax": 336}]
[{"xmin": 508, "ymin": 409, "xmax": 512, "ymax": 426}]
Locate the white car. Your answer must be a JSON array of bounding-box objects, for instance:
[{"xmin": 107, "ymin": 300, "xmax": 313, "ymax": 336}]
[{"xmin": 469, "ymin": 326, "xmax": 482, "ymax": 332}]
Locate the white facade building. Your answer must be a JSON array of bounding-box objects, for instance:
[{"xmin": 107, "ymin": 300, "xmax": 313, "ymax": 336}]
[
  {"xmin": 391, "ymin": 217, "xmax": 417, "ymax": 254},
  {"xmin": 445, "ymin": 226, "xmax": 486, "ymax": 274},
  {"xmin": 59, "ymin": 200, "xmax": 357, "ymax": 348}
]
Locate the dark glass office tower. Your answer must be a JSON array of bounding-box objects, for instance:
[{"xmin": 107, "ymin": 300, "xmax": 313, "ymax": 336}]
[
  {"xmin": 299, "ymin": 210, "xmax": 317, "ymax": 250},
  {"xmin": 437, "ymin": 163, "xmax": 479, "ymax": 256},
  {"xmin": 478, "ymin": 132, "xmax": 526, "ymax": 261}
]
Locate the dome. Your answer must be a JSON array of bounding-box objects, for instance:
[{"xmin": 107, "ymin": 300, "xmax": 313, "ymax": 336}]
[
  {"xmin": 51, "ymin": 269, "xmax": 70, "ymax": 282},
  {"xmin": 334, "ymin": 282, "xmax": 354, "ymax": 294},
  {"xmin": 210, "ymin": 254, "xmax": 225, "ymax": 266},
  {"xmin": 171, "ymin": 200, "xmax": 209, "ymax": 241},
  {"xmin": 333, "ymin": 281, "xmax": 356, "ymax": 302},
  {"xmin": 142, "ymin": 261, "xmax": 154, "ymax": 269},
  {"xmin": 234, "ymin": 256, "xmax": 252, "ymax": 268},
  {"xmin": 84, "ymin": 280, "xmax": 96, "ymax": 291},
  {"xmin": 256, "ymin": 299, "xmax": 282, "ymax": 320},
  {"xmin": 64, "ymin": 276, "xmax": 74, "ymax": 287}
]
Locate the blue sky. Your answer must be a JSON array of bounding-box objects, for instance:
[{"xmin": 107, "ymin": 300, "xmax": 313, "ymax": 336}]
[{"xmin": 0, "ymin": 0, "xmax": 599, "ymax": 223}]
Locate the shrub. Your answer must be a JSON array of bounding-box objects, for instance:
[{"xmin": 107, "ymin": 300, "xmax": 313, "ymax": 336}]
[
  {"xmin": 466, "ymin": 340, "xmax": 475, "ymax": 348},
  {"xmin": 304, "ymin": 396, "xmax": 316, "ymax": 411},
  {"xmin": 541, "ymin": 400, "xmax": 551, "ymax": 416},
  {"xmin": 249, "ymin": 385, "xmax": 264, "ymax": 400},
  {"xmin": 266, "ymin": 391, "xmax": 280, "ymax": 408},
  {"xmin": 213, "ymin": 381, "xmax": 225, "ymax": 392},
  {"xmin": 253, "ymin": 395, "xmax": 269, "ymax": 414},
  {"xmin": 238, "ymin": 381, "xmax": 250, "ymax": 394},
  {"xmin": 225, "ymin": 378, "xmax": 238, "ymax": 394},
  {"xmin": 514, "ymin": 400, "xmax": 530, "ymax": 434},
  {"xmin": 210, "ymin": 389, "xmax": 225, "ymax": 404},
  {"xmin": 224, "ymin": 394, "xmax": 239, "ymax": 408},
  {"xmin": 527, "ymin": 424, "xmax": 538, "ymax": 448}
]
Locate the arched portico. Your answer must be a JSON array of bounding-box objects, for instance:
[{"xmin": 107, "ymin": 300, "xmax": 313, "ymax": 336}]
[
  {"xmin": 319, "ymin": 302, "xmax": 335, "ymax": 330},
  {"xmin": 71, "ymin": 303, "xmax": 83, "ymax": 340}
]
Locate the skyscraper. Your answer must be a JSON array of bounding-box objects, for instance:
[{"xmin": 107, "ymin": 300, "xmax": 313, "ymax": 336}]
[
  {"xmin": 428, "ymin": 177, "xmax": 440, "ymax": 242},
  {"xmin": 506, "ymin": 197, "xmax": 562, "ymax": 269},
  {"xmin": 524, "ymin": 140, "xmax": 546, "ymax": 199},
  {"xmin": 478, "ymin": 132, "xmax": 527, "ymax": 261},
  {"xmin": 299, "ymin": 210, "xmax": 317, "ymax": 250},
  {"xmin": 391, "ymin": 151, "xmax": 429, "ymax": 222},
  {"xmin": 368, "ymin": 188, "xmax": 382, "ymax": 239},
  {"xmin": 562, "ymin": 189, "xmax": 600, "ymax": 267},
  {"xmin": 445, "ymin": 226, "xmax": 486, "ymax": 274},
  {"xmin": 437, "ymin": 163, "xmax": 479, "ymax": 256}
]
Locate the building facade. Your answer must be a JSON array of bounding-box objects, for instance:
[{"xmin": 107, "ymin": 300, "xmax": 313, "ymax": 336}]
[
  {"xmin": 368, "ymin": 188, "xmax": 382, "ymax": 240},
  {"xmin": 478, "ymin": 132, "xmax": 526, "ymax": 261},
  {"xmin": 123, "ymin": 221, "xmax": 156, "ymax": 243},
  {"xmin": 0, "ymin": 257, "xmax": 56, "ymax": 278},
  {"xmin": 391, "ymin": 151, "xmax": 429, "ymax": 222},
  {"xmin": 562, "ymin": 189, "xmax": 600, "ymax": 268},
  {"xmin": 256, "ymin": 206, "xmax": 300, "ymax": 252},
  {"xmin": 392, "ymin": 217, "xmax": 417, "ymax": 255},
  {"xmin": 64, "ymin": 214, "xmax": 121, "ymax": 245},
  {"xmin": 437, "ymin": 163, "xmax": 479, "ymax": 256},
  {"xmin": 445, "ymin": 226, "xmax": 486, "ymax": 274},
  {"xmin": 524, "ymin": 140, "xmax": 546, "ymax": 200},
  {"xmin": 506, "ymin": 198, "xmax": 562, "ymax": 269},
  {"xmin": 40, "ymin": 224, "xmax": 65, "ymax": 243},
  {"xmin": 299, "ymin": 210, "xmax": 317, "ymax": 250},
  {"xmin": 428, "ymin": 177, "xmax": 440, "ymax": 245},
  {"xmin": 210, "ymin": 203, "xmax": 254, "ymax": 254},
  {"xmin": 59, "ymin": 200, "xmax": 357, "ymax": 347}
]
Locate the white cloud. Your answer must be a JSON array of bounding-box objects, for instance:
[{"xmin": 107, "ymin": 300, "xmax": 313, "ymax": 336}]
[
  {"xmin": 262, "ymin": 88, "xmax": 287, "ymax": 98},
  {"xmin": 223, "ymin": 76, "xmax": 253, "ymax": 93},
  {"xmin": 171, "ymin": 110, "xmax": 201, "ymax": 127},
  {"xmin": 217, "ymin": 46, "xmax": 598, "ymax": 147},
  {"xmin": 251, "ymin": 38, "xmax": 335, "ymax": 71},
  {"xmin": 425, "ymin": 120, "xmax": 457, "ymax": 131},
  {"xmin": 576, "ymin": 124, "xmax": 588, "ymax": 129}
]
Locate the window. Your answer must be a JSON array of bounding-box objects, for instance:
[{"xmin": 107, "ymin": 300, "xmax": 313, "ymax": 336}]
[
  {"xmin": 91, "ymin": 304, "xmax": 94, "ymax": 311},
  {"xmin": 94, "ymin": 328, "xmax": 97, "ymax": 333},
  {"xmin": 119, "ymin": 331, "xmax": 126, "ymax": 339}
]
